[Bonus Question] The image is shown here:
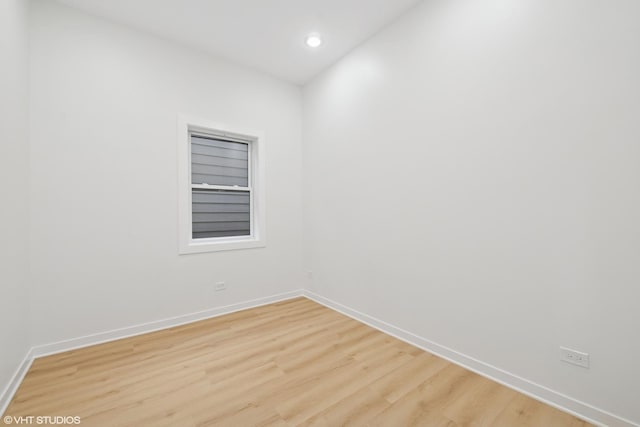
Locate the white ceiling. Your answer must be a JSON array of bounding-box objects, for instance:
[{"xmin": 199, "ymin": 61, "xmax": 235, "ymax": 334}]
[{"xmin": 52, "ymin": 0, "xmax": 423, "ymax": 85}]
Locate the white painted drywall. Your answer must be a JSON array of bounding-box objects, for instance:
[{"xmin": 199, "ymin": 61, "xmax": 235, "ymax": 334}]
[
  {"xmin": 0, "ymin": 0, "xmax": 30, "ymax": 393},
  {"xmin": 28, "ymin": 0, "xmax": 304, "ymax": 345},
  {"xmin": 303, "ymin": 0, "xmax": 640, "ymax": 423},
  {"xmin": 0, "ymin": 0, "xmax": 32, "ymax": 399}
]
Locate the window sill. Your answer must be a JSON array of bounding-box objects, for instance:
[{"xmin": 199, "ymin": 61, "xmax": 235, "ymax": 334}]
[{"xmin": 179, "ymin": 237, "xmax": 265, "ymax": 254}]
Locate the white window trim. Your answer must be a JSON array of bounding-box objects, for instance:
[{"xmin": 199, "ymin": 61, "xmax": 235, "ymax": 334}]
[{"xmin": 178, "ymin": 115, "xmax": 266, "ymax": 254}]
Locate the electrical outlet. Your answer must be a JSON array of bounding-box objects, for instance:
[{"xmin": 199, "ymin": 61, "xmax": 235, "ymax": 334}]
[
  {"xmin": 214, "ymin": 282, "xmax": 226, "ymax": 292},
  {"xmin": 560, "ymin": 347, "xmax": 589, "ymax": 368},
  {"xmin": 307, "ymin": 271, "xmax": 313, "ymax": 279}
]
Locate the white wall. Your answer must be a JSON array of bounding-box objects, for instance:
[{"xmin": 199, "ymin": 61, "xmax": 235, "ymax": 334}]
[
  {"xmin": 0, "ymin": 0, "xmax": 32, "ymax": 401},
  {"xmin": 29, "ymin": 0, "xmax": 304, "ymax": 345},
  {"xmin": 303, "ymin": 0, "xmax": 640, "ymax": 424}
]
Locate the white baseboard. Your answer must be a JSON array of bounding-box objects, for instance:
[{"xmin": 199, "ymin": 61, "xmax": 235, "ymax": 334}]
[
  {"xmin": 0, "ymin": 348, "xmax": 34, "ymax": 417},
  {"xmin": 33, "ymin": 290, "xmax": 304, "ymax": 358},
  {"xmin": 303, "ymin": 290, "xmax": 638, "ymax": 427}
]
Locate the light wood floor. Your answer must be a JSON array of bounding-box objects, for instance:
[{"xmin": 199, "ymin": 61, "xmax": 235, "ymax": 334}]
[{"xmin": 5, "ymin": 298, "xmax": 590, "ymax": 426}]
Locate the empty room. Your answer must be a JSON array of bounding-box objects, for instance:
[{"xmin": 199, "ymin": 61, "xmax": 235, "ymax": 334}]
[{"xmin": 1, "ymin": 0, "xmax": 639, "ymax": 426}]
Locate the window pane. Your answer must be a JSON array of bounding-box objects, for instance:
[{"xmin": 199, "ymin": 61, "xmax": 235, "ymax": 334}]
[
  {"xmin": 192, "ymin": 189, "xmax": 250, "ymax": 239},
  {"xmin": 191, "ymin": 135, "xmax": 249, "ymax": 187}
]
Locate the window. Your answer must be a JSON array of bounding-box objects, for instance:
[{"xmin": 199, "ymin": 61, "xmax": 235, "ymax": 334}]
[{"xmin": 178, "ymin": 116, "xmax": 265, "ymax": 254}]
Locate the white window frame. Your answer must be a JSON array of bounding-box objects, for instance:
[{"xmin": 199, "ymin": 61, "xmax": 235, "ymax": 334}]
[{"xmin": 178, "ymin": 115, "xmax": 266, "ymax": 254}]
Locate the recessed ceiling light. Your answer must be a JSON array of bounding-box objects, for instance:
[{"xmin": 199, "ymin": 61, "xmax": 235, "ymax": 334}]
[{"xmin": 305, "ymin": 34, "xmax": 323, "ymax": 48}]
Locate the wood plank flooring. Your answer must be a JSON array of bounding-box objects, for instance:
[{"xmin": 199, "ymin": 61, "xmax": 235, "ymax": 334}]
[{"xmin": 4, "ymin": 298, "xmax": 591, "ymax": 426}]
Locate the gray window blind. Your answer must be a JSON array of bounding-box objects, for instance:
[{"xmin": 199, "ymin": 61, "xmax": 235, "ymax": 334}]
[
  {"xmin": 191, "ymin": 134, "xmax": 251, "ymax": 239},
  {"xmin": 192, "ymin": 190, "xmax": 250, "ymax": 238},
  {"xmin": 191, "ymin": 135, "xmax": 249, "ymax": 187}
]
